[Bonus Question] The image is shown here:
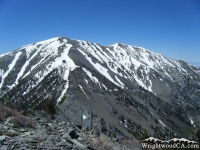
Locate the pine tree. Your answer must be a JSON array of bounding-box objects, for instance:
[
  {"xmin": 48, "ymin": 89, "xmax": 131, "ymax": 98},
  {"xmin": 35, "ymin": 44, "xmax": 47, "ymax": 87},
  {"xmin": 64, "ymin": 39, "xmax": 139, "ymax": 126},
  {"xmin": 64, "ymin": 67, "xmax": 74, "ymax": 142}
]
[
  {"xmin": 45, "ymin": 100, "xmax": 56, "ymax": 120},
  {"xmin": 140, "ymin": 130, "xmax": 149, "ymax": 141}
]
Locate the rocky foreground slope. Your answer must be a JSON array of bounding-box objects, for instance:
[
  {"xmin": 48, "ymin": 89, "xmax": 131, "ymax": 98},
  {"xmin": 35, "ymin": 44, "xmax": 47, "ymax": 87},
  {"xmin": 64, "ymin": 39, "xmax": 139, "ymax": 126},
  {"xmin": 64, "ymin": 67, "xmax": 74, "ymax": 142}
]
[{"xmin": 0, "ymin": 105, "xmax": 141, "ymax": 150}]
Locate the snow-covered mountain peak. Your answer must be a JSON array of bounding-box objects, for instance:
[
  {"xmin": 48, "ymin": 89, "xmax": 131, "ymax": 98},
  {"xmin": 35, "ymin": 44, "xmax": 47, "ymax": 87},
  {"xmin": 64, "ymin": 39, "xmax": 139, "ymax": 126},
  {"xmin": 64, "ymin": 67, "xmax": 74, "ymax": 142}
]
[
  {"xmin": 0, "ymin": 36, "xmax": 200, "ymax": 141},
  {"xmin": 1, "ymin": 36, "xmax": 199, "ymax": 95},
  {"xmin": 0, "ymin": 36, "xmax": 199, "ymax": 95}
]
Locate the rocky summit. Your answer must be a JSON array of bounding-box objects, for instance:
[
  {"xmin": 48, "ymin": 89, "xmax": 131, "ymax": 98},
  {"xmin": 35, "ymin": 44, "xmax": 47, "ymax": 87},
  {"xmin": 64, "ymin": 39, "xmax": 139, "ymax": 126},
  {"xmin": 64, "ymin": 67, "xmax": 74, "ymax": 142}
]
[{"xmin": 0, "ymin": 36, "xmax": 200, "ymax": 145}]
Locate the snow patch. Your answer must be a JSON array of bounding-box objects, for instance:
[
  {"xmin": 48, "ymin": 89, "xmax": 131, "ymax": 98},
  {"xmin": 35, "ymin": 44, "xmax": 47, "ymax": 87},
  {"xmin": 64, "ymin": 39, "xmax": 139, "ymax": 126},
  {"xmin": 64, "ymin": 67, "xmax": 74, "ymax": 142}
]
[
  {"xmin": 115, "ymin": 75, "xmax": 125, "ymax": 87},
  {"xmin": 158, "ymin": 120, "xmax": 166, "ymax": 127},
  {"xmin": 84, "ymin": 79, "xmax": 88, "ymax": 84},
  {"xmin": 0, "ymin": 52, "xmax": 22, "ymax": 89},
  {"xmin": 79, "ymin": 85, "xmax": 89, "ymax": 99},
  {"xmin": 82, "ymin": 68, "xmax": 100, "ymax": 85},
  {"xmin": 189, "ymin": 116, "xmax": 195, "ymax": 126},
  {"xmin": 83, "ymin": 115, "xmax": 86, "ymax": 120},
  {"xmin": 101, "ymin": 84, "xmax": 107, "ymax": 90},
  {"xmin": 57, "ymin": 72, "xmax": 70, "ymax": 104}
]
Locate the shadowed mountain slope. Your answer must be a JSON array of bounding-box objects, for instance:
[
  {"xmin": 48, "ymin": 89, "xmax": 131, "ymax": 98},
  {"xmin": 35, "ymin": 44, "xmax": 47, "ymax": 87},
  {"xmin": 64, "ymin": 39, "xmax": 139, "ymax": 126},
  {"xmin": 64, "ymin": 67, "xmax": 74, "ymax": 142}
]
[{"xmin": 0, "ymin": 37, "xmax": 200, "ymax": 140}]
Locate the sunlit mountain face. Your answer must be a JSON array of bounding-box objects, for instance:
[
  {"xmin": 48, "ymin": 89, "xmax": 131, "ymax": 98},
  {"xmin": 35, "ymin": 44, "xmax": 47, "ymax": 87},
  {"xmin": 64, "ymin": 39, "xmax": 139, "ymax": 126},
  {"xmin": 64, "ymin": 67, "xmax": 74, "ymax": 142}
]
[{"xmin": 0, "ymin": 36, "xmax": 200, "ymax": 140}]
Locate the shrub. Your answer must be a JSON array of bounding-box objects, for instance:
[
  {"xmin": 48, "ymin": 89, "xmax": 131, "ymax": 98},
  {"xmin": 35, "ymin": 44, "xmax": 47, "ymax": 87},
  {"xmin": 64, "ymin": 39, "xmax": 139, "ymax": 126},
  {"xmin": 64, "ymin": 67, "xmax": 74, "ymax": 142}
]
[
  {"xmin": 0, "ymin": 104, "xmax": 37, "ymax": 128},
  {"xmin": 10, "ymin": 114, "xmax": 37, "ymax": 128},
  {"xmin": 5, "ymin": 130, "xmax": 19, "ymax": 137},
  {"xmin": 0, "ymin": 104, "xmax": 15, "ymax": 121},
  {"xmin": 87, "ymin": 137, "xmax": 113, "ymax": 150}
]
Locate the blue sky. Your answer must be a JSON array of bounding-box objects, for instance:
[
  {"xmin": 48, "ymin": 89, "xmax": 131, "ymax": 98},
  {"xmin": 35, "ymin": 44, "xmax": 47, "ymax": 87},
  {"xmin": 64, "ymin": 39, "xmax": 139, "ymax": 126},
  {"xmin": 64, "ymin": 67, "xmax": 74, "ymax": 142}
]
[{"xmin": 0, "ymin": 0, "xmax": 199, "ymax": 64}]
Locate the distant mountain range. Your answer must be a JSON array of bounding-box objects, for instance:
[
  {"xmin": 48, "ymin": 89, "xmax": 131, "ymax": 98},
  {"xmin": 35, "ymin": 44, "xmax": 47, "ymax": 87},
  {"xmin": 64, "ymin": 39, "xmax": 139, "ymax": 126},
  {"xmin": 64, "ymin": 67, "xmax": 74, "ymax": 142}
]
[
  {"xmin": 189, "ymin": 63, "xmax": 200, "ymax": 69},
  {"xmin": 0, "ymin": 37, "xmax": 200, "ymax": 140}
]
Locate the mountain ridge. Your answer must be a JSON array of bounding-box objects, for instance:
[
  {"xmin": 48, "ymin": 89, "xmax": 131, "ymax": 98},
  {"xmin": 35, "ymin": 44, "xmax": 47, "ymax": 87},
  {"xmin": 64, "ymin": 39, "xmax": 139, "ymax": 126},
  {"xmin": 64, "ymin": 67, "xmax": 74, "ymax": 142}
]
[{"xmin": 0, "ymin": 36, "xmax": 200, "ymax": 140}]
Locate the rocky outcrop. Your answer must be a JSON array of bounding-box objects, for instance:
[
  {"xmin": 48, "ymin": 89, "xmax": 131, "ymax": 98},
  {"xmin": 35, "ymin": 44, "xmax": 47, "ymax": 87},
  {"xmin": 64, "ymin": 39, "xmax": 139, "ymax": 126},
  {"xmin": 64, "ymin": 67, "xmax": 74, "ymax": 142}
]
[{"xmin": 0, "ymin": 116, "xmax": 142, "ymax": 150}]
